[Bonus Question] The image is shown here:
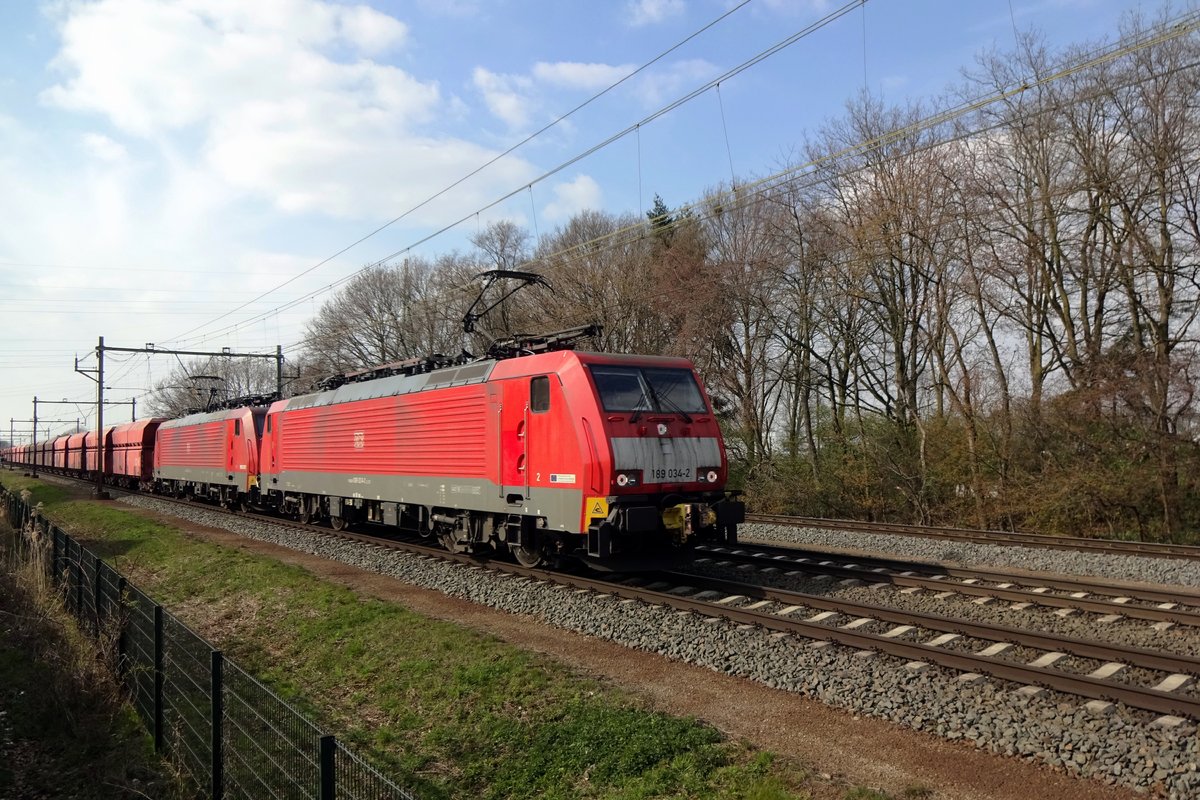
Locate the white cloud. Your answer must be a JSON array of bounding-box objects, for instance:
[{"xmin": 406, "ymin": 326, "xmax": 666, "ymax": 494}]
[
  {"xmin": 758, "ymin": 0, "xmax": 831, "ymax": 15},
  {"xmin": 634, "ymin": 58, "xmax": 719, "ymax": 106},
  {"xmin": 472, "ymin": 67, "xmax": 534, "ymax": 129},
  {"xmin": 81, "ymin": 133, "xmax": 128, "ymax": 163},
  {"xmin": 531, "ymin": 61, "xmax": 636, "ymax": 91},
  {"xmin": 42, "ymin": 0, "xmax": 423, "ymax": 137},
  {"xmin": 543, "ymin": 174, "xmax": 602, "ymax": 222},
  {"xmin": 36, "ymin": 0, "xmax": 539, "ymax": 221},
  {"xmin": 626, "ymin": 0, "xmax": 685, "ymax": 27},
  {"xmin": 334, "ymin": 5, "xmax": 408, "ymax": 54}
]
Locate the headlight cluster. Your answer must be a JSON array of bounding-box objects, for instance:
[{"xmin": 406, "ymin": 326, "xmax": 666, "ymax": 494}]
[
  {"xmin": 697, "ymin": 468, "xmax": 720, "ymax": 484},
  {"xmin": 614, "ymin": 469, "xmax": 642, "ymax": 487}
]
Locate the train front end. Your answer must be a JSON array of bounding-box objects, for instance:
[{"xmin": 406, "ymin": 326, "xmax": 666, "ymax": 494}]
[{"xmin": 571, "ymin": 352, "xmax": 744, "ymax": 565}]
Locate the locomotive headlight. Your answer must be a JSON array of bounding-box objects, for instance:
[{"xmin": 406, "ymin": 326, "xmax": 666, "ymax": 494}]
[
  {"xmin": 698, "ymin": 468, "xmax": 720, "ymax": 484},
  {"xmin": 614, "ymin": 470, "xmax": 641, "ymax": 488}
]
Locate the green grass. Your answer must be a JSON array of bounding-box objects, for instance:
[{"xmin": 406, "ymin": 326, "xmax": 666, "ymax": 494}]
[
  {"xmin": 0, "ymin": 522, "xmax": 183, "ymax": 798},
  {"xmin": 1, "ymin": 473, "xmax": 817, "ymax": 799}
]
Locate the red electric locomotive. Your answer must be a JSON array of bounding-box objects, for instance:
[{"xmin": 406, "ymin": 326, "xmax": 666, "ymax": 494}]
[
  {"xmin": 154, "ymin": 405, "xmax": 267, "ymax": 507},
  {"xmin": 258, "ymin": 344, "xmax": 742, "ymax": 568}
]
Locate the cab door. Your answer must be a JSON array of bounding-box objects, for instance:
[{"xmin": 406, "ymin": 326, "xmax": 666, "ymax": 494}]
[
  {"xmin": 524, "ymin": 375, "xmax": 554, "ymax": 501},
  {"xmin": 499, "ymin": 381, "xmax": 527, "ymax": 501},
  {"xmin": 225, "ymin": 417, "xmax": 238, "ymax": 482},
  {"xmin": 488, "ymin": 385, "xmax": 504, "ymax": 499}
]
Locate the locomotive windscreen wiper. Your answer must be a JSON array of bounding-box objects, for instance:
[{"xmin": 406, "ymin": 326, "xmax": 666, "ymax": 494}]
[
  {"xmin": 629, "ymin": 393, "xmax": 649, "ymax": 423},
  {"xmin": 651, "ymin": 385, "xmax": 693, "ymax": 423}
]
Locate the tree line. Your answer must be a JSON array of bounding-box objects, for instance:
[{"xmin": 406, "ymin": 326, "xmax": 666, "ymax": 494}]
[{"xmin": 153, "ymin": 11, "xmax": 1200, "ymax": 542}]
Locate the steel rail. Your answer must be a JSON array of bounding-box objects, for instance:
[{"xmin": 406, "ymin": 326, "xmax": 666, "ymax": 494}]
[
  {"xmin": 695, "ymin": 546, "xmax": 1200, "ymax": 626},
  {"xmin": 704, "ymin": 542, "xmax": 1200, "ymax": 603},
  {"xmin": 652, "ymin": 571, "xmax": 1200, "ymax": 676},
  {"xmin": 746, "ymin": 513, "xmax": 1200, "ymax": 561},
  {"xmin": 540, "ymin": 569, "xmax": 1200, "ymax": 719}
]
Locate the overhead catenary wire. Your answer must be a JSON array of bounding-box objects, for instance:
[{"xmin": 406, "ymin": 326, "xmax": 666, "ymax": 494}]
[
  {"xmin": 160, "ymin": 0, "xmax": 763, "ymax": 348},
  {"xmin": 156, "ymin": 6, "xmax": 1200, "ymax": 359},
  {"xmin": 166, "ymin": 0, "xmax": 870, "ymax": 350},
  {"xmin": 15, "ymin": 6, "xmax": 1196, "ymax": 418},
  {"xmin": 71, "ymin": 9, "xmax": 1200, "ymax": 412}
]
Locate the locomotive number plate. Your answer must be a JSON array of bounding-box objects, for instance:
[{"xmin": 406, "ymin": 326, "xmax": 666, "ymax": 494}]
[{"xmin": 648, "ymin": 467, "xmax": 693, "ymax": 482}]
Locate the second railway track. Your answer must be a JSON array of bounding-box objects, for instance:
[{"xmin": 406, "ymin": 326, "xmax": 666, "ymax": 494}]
[{"xmin": 747, "ymin": 513, "xmax": 1200, "ymax": 561}]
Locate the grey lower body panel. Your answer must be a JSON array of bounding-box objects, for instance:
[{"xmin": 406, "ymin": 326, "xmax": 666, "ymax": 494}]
[
  {"xmin": 265, "ymin": 470, "xmax": 584, "ymax": 532},
  {"xmin": 156, "ymin": 466, "xmax": 243, "ymax": 487}
]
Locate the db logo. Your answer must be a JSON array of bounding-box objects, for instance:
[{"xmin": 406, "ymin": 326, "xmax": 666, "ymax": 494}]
[
  {"xmin": 353, "ymin": 431, "xmax": 365, "ymax": 449},
  {"xmin": 656, "ymin": 423, "xmax": 668, "ymax": 436}
]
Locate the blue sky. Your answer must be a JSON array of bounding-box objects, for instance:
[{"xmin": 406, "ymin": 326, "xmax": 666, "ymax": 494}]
[{"xmin": 0, "ymin": 0, "xmax": 1180, "ymax": 440}]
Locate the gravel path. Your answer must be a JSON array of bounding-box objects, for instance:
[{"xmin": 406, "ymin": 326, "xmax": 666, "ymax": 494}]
[{"xmin": 118, "ymin": 497, "xmax": 1200, "ymax": 798}]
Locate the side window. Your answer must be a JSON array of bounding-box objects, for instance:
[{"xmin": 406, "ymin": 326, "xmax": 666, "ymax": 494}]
[
  {"xmin": 234, "ymin": 419, "xmax": 242, "ymax": 436},
  {"xmin": 266, "ymin": 416, "xmax": 272, "ymax": 433},
  {"xmin": 531, "ymin": 376, "xmax": 550, "ymax": 413}
]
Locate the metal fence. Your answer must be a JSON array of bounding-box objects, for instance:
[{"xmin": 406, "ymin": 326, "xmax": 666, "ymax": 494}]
[{"xmin": 1, "ymin": 488, "xmax": 417, "ymax": 800}]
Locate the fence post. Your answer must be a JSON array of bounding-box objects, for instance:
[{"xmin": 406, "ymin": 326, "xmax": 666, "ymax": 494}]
[
  {"xmin": 116, "ymin": 576, "xmax": 127, "ymax": 679},
  {"xmin": 319, "ymin": 735, "xmax": 336, "ymax": 800},
  {"xmin": 93, "ymin": 555, "xmax": 102, "ymax": 636},
  {"xmin": 211, "ymin": 650, "xmax": 224, "ymax": 800},
  {"xmin": 74, "ymin": 541, "xmax": 83, "ymax": 618},
  {"xmin": 51, "ymin": 530, "xmax": 58, "ymax": 583},
  {"xmin": 154, "ymin": 604, "xmax": 164, "ymax": 753}
]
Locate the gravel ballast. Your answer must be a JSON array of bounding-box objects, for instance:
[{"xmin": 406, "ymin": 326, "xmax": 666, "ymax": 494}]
[{"xmin": 118, "ymin": 497, "xmax": 1200, "ymax": 798}]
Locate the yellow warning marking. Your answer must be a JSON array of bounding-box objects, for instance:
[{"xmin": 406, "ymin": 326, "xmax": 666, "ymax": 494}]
[{"xmin": 586, "ymin": 497, "xmax": 609, "ymax": 519}]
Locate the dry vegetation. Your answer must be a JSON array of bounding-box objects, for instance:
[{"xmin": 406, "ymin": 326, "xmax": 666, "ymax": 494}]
[{"xmin": 0, "ymin": 504, "xmax": 181, "ymax": 799}]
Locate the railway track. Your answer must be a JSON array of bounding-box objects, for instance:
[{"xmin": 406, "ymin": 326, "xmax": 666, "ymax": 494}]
[
  {"xmin": 25, "ymin": 476, "xmax": 1200, "ymax": 723},
  {"xmin": 633, "ymin": 570, "xmax": 1200, "ymax": 720},
  {"xmin": 746, "ymin": 513, "xmax": 1200, "ymax": 561},
  {"xmin": 692, "ymin": 543, "xmax": 1200, "ymax": 628}
]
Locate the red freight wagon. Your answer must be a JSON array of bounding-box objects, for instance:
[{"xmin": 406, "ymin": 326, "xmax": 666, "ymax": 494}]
[
  {"xmin": 82, "ymin": 428, "xmax": 114, "ymax": 476},
  {"xmin": 110, "ymin": 418, "xmax": 165, "ymax": 488},
  {"xmin": 66, "ymin": 432, "xmax": 87, "ymax": 472},
  {"xmin": 155, "ymin": 406, "xmax": 266, "ymax": 505},
  {"xmin": 37, "ymin": 438, "xmax": 53, "ymax": 469},
  {"xmin": 53, "ymin": 435, "xmax": 70, "ymax": 471},
  {"xmin": 260, "ymin": 349, "xmax": 742, "ymax": 566}
]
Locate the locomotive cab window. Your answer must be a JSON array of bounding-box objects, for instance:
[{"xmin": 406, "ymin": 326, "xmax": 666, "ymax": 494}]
[
  {"xmin": 588, "ymin": 365, "xmax": 708, "ymax": 414},
  {"xmin": 531, "ymin": 376, "xmax": 550, "ymax": 413},
  {"xmin": 234, "ymin": 419, "xmax": 241, "ymax": 436}
]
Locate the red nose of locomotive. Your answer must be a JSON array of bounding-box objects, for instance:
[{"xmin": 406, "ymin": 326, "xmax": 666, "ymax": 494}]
[
  {"xmin": 576, "ymin": 354, "xmax": 742, "ymax": 563},
  {"xmin": 605, "ymin": 415, "xmax": 725, "ymax": 493}
]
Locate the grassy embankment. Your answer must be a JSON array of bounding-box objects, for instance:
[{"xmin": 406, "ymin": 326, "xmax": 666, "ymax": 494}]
[
  {"xmin": 0, "ymin": 479, "xmax": 185, "ymax": 798},
  {"xmin": 0, "ymin": 473, "xmax": 913, "ymax": 800}
]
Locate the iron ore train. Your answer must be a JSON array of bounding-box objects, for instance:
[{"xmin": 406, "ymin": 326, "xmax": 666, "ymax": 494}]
[{"xmin": 3, "ymin": 348, "xmax": 744, "ymax": 568}]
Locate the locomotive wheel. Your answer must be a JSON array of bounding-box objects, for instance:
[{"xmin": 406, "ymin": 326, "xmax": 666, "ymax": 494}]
[
  {"xmin": 330, "ymin": 516, "xmax": 348, "ymax": 531},
  {"xmin": 510, "ymin": 543, "xmax": 545, "ymax": 568},
  {"xmin": 298, "ymin": 509, "xmax": 312, "ymax": 525}
]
